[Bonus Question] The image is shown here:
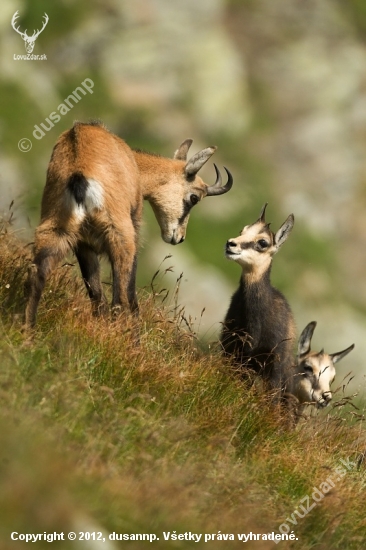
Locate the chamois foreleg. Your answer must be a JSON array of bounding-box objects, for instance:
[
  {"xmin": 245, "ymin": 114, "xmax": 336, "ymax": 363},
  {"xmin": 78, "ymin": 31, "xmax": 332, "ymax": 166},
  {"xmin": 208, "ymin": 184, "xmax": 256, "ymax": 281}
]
[{"xmin": 75, "ymin": 242, "xmax": 108, "ymax": 316}]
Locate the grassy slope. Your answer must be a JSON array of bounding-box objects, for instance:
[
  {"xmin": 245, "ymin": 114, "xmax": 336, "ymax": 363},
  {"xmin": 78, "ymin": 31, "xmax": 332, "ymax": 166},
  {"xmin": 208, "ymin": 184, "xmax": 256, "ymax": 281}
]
[{"xmin": 0, "ymin": 219, "xmax": 365, "ymax": 550}]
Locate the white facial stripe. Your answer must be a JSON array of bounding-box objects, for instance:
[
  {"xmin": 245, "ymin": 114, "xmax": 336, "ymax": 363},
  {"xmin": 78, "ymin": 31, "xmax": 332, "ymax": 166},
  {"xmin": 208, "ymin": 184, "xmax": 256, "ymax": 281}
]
[
  {"xmin": 312, "ymin": 355, "xmax": 336, "ymax": 380},
  {"xmin": 240, "ymin": 224, "xmax": 264, "ymax": 241}
]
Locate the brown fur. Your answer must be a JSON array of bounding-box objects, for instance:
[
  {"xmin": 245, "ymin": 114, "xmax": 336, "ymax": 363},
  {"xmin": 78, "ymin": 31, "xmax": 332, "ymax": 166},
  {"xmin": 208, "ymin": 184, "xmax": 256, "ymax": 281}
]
[{"xmin": 25, "ymin": 122, "xmax": 232, "ymax": 328}]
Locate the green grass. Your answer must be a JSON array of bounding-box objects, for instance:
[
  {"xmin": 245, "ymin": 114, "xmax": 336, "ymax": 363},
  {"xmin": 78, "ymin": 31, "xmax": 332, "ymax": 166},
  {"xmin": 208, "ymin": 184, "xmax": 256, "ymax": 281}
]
[{"xmin": 1, "ymin": 220, "xmax": 366, "ymax": 550}]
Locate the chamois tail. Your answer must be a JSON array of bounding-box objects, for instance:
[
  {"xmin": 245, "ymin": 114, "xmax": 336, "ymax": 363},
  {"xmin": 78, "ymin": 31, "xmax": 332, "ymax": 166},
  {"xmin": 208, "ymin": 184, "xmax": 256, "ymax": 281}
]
[{"xmin": 67, "ymin": 172, "xmax": 89, "ymax": 206}]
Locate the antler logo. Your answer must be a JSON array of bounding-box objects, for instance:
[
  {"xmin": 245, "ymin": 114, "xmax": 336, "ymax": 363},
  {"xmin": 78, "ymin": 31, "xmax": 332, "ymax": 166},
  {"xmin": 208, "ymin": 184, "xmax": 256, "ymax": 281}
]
[{"xmin": 11, "ymin": 11, "xmax": 49, "ymax": 54}]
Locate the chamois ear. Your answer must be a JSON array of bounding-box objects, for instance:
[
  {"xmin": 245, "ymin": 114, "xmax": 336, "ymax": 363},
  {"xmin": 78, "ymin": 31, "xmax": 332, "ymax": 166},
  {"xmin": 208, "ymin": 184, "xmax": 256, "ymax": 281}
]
[
  {"xmin": 184, "ymin": 146, "xmax": 217, "ymax": 177},
  {"xmin": 274, "ymin": 214, "xmax": 294, "ymax": 249},
  {"xmin": 174, "ymin": 139, "xmax": 193, "ymax": 161},
  {"xmin": 298, "ymin": 321, "xmax": 317, "ymax": 357},
  {"xmin": 330, "ymin": 344, "xmax": 355, "ymax": 364}
]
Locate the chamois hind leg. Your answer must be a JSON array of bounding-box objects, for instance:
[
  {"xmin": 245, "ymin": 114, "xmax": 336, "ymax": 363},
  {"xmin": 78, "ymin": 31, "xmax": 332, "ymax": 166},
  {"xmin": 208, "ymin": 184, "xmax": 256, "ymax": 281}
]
[
  {"xmin": 127, "ymin": 253, "xmax": 139, "ymax": 314},
  {"xmin": 24, "ymin": 229, "xmax": 70, "ymax": 330},
  {"xmin": 75, "ymin": 242, "xmax": 108, "ymax": 316}
]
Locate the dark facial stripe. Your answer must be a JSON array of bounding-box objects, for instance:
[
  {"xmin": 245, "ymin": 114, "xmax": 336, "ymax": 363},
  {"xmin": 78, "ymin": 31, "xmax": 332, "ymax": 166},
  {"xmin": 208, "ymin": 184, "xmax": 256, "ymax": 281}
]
[
  {"xmin": 240, "ymin": 241, "xmax": 255, "ymax": 250},
  {"xmin": 178, "ymin": 200, "xmax": 192, "ymax": 225}
]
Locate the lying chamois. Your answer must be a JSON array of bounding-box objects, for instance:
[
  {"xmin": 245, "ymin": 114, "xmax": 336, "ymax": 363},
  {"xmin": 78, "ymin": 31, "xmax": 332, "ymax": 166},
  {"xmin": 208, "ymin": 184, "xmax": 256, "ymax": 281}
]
[
  {"xmin": 286, "ymin": 321, "xmax": 354, "ymax": 413},
  {"xmin": 25, "ymin": 121, "xmax": 233, "ymax": 328},
  {"xmin": 221, "ymin": 204, "xmax": 295, "ymax": 391}
]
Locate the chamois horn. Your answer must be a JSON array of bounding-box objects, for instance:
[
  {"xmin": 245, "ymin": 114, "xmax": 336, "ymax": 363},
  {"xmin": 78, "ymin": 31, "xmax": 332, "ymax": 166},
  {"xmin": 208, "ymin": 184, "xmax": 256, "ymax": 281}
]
[{"xmin": 206, "ymin": 164, "xmax": 233, "ymax": 196}]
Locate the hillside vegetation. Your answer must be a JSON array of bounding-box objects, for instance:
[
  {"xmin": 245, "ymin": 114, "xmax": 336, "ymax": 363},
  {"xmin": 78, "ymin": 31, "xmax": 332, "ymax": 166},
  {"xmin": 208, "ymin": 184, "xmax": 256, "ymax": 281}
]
[{"xmin": 1, "ymin": 215, "xmax": 366, "ymax": 550}]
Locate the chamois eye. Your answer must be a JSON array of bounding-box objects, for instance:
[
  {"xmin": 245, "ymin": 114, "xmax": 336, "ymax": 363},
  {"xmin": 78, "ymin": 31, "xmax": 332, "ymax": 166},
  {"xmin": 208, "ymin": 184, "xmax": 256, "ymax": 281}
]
[
  {"xmin": 304, "ymin": 364, "xmax": 313, "ymax": 375},
  {"xmin": 190, "ymin": 194, "xmax": 199, "ymax": 206},
  {"xmin": 257, "ymin": 239, "xmax": 269, "ymax": 249}
]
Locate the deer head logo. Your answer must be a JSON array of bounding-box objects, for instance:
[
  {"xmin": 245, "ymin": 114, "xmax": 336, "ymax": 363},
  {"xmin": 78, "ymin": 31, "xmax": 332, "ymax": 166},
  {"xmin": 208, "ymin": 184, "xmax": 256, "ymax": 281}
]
[{"xmin": 11, "ymin": 11, "xmax": 49, "ymax": 54}]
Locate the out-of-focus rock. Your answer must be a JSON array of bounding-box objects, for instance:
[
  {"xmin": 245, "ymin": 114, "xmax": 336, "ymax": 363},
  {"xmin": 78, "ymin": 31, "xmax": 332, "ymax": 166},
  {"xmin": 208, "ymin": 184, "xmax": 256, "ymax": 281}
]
[{"xmin": 102, "ymin": 0, "xmax": 250, "ymax": 136}]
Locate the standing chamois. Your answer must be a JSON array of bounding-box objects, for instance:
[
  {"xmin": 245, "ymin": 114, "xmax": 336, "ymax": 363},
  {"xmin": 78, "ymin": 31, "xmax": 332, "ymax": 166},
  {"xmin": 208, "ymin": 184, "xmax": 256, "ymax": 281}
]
[
  {"xmin": 221, "ymin": 204, "xmax": 295, "ymax": 391},
  {"xmin": 286, "ymin": 321, "xmax": 354, "ymax": 414},
  {"xmin": 24, "ymin": 121, "xmax": 233, "ymax": 328}
]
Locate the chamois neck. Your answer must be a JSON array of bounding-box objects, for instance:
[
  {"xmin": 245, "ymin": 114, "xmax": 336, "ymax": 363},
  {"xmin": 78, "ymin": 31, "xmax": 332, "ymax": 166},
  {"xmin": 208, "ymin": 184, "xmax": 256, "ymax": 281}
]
[
  {"xmin": 240, "ymin": 263, "xmax": 272, "ymax": 288},
  {"xmin": 132, "ymin": 149, "xmax": 180, "ymax": 199}
]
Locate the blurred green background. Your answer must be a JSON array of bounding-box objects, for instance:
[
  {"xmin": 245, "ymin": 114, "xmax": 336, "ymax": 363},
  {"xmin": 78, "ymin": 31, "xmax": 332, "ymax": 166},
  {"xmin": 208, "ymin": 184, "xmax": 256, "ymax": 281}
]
[{"xmin": 1, "ymin": 0, "xmax": 365, "ymax": 380}]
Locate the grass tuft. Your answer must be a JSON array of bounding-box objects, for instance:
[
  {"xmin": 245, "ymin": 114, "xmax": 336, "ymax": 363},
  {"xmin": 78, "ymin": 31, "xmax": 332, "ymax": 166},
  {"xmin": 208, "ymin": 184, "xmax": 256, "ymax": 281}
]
[{"xmin": 0, "ymin": 217, "xmax": 366, "ymax": 549}]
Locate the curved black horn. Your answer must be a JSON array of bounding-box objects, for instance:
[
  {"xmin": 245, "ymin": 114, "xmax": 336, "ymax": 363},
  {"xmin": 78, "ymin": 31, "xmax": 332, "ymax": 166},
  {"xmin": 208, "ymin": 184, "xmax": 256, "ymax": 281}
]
[{"xmin": 206, "ymin": 165, "xmax": 233, "ymax": 196}]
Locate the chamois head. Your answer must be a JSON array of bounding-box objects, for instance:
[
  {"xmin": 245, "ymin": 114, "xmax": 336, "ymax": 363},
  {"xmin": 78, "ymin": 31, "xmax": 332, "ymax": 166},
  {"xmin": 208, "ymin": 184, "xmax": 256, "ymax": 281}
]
[
  {"xmin": 148, "ymin": 139, "xmax": 233, "ymax": 245},
  {"xmin": 293, "ymin": 321, "xmax": 355, "ymax": 408},
  {"xmin": 225, "ymin": 204, "xmax": 294, "ymax": 278}
]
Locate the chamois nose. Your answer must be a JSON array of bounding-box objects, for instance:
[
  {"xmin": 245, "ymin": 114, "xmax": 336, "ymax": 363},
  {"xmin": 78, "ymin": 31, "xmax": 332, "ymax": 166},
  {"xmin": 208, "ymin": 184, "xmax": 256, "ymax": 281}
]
[
  {"xmin": 318, "ymin": 392, "xmax": 332, "ymax": 408},
  {"xmin": 226, "ymin": 240, "xmax": 236, "ymax": 251},
  {"xmin": 169, "ymin": 234, "xmax": 185, "ymax": 245},
  {"xmin": 323, "ymin": 391, "xmax": 332, "ymax": 403}
]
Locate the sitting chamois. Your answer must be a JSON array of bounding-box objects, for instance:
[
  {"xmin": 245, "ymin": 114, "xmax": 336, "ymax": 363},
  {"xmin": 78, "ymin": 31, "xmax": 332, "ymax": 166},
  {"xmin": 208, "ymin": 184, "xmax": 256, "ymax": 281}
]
[
  {"xmin": 286, "ymin": 321, "xmax": 354, "ymax": 413},
  {"xmin": 24, "ymin": 121, "xmax": 233, "ymax": 328},
  {"xmin": 221, "ymin": 204, "xmax": 295, "ymax": 391}
]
